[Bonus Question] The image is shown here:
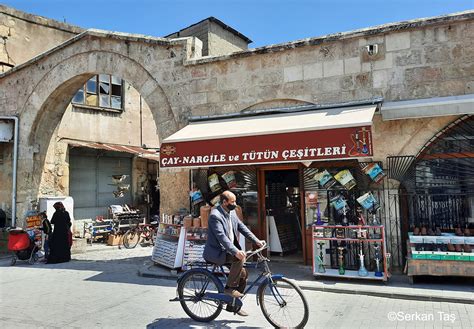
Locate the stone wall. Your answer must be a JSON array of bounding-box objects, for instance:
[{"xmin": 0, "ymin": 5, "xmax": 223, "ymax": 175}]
[
  {"xmin": 208, "ymin": 22, "xmax": 249, "ymax": 56},
  {"xmin": 0, "ymin": 10, "xmax": 473, "ymax": 220},
  {"xmin": 166, "ymin": 18, "xmax": 249, "ymax": 57},
  {"xmin": 0, "ymin": 5, "xmax": 81, "ymax": 72}
]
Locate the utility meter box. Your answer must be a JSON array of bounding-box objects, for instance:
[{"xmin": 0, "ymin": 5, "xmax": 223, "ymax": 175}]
[
  {"xmin": 0, "ymin": 121, "xmax": 14, "ymax": 142},
  {"xmin": 39, "ymin": 196, "xmax": 75, "ymax": 229}
]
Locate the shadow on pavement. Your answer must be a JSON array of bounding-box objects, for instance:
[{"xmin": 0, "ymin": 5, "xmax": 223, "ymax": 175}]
[
  {"xmin": 147, "ymin": 317, "xmax": 253, "ymax": 328},
  {"xmin": 0, "ymin": 255, "xmax": 178, "ymax": 288}
]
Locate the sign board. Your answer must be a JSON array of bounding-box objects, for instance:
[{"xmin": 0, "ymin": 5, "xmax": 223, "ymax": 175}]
[
  {"xmin": 0, "ymin": 121, "xmax": 14, "ymax": 142},
  {"xmin": 160, "ymin": 126, "xmax": 373, "ymax": 168}
]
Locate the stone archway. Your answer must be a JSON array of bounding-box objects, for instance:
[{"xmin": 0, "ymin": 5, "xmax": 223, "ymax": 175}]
[{"xmin": 15, "ymin": 50, "xmax": 179, "ymax": 220}]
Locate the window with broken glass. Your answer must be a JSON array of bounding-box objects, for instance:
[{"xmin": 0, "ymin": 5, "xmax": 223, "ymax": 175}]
[{"xmin": 72, "ymin": 74, "xmax": 123, "ymax": 110}]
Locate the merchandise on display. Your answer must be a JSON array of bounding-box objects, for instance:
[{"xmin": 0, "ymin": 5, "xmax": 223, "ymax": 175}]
[
  {"xmin": 312, "ymin": 224, "xmax": 389, "ymax": 281},
  {"xmin": 208, "ymin": 173, "xmax": 221, "ymax": 193},
  {"xmin": 334, "ymin": 169, "xmax": 357, "ymax": 190},
  {"xmin": 222, "ymin": 171, "xmax": 237, "ymax": 189},
  {"xmin": 362, "ymin": 163, "xmax": 386, "ymax": 183},
  {"xmin": 313, "ymin": 170, "xmax": 336, "ymax": 189}
]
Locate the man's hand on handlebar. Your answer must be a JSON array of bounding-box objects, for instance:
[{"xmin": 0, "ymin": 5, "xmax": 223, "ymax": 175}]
[
  {"xmin": 235, "ymin": 250, "xmax": 246, "ymax": 261},
  {"xmin": 256, "ymin": 240, "xmax": 266, "ymax": 248}
]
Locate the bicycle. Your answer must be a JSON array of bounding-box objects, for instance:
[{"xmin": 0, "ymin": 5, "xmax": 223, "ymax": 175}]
[
  {"xmin": 122, "ymin": 221, "xmax": 158, "ymax": 249},
  {"xmin": 170, "ymin": 243, "xmax": 309, "ymax": 328}
]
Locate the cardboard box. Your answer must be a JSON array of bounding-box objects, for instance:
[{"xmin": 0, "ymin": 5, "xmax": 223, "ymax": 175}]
[
  {"xmin": 454, "ymin": 254, "xmax": 471, "ymax": 262},
  {"xmin": 425, "ymin": 253, "xmax": 441, "ymax": 260},
  {"xmin": 107, "ymin": 234, "xmax": 123, "ymax": 246},
  {"xmin": 411, "ymin": 251, "xmax": 426, "ymax": 259}
]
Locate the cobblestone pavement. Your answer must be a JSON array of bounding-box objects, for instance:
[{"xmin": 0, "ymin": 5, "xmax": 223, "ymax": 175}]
[{"xmin": 0, "ymin": 245, "xmax": 473, "ymax": 328}]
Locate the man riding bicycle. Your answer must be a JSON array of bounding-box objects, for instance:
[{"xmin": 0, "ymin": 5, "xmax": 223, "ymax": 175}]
[{"xmin": 203, "ymin": 190, "xmax": 265, "ymax": 317}]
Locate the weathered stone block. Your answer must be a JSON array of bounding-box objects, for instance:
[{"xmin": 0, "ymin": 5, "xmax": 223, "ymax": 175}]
[
  {"xmin": 344, "ymin": 57, "xmax": 361, "ymax": 74},
  {"xmin": 405, "ymin": 67, "xmax": 441, "ymax": 83},
  {"xmin": 191, "ymin": 67, "xmax": 208, "ymax": 78},
  {"xmin": 340, "ymin": 76, "xmax": 354, "ymax": 90},
  {"xmin": 395, "ymin": 50, "xmax": 422, "ymax": 66},
  {"xmin": 373, "ymin": 53, "xmax": 393, "ymax": 70},
  {"xmin": 323, "ymin": 59, "xmax": 343, "ymax": 77},
  {"xmin": 206, "ymin": 91, "xmax": 221, "ymax": 103},
  {"xmin": 385, "ymin": 32, "xmax": 410, "ymax": 51},
  {"xmin": 424, "ymin": 46, "xmax": 452, "ymax": 64},
  {"xmin": 284, "ymin": 65, "xmax": 303, "ymax": 82},
  {"xmin": 303, "ymin": 62, "xmax": 323, "ymax": 80},
  {"xmin": 442, "ymin": 64, "xmax": 474, "ymax": 80},
  {"xmin": 342, "ymin": 39, "xmax": 360, "ymax": 58},
  {"xmin": 192, "ymin": 77, "xmax": 217, "ymax": 92},
  {"xmin": 222, "ymin": 89, "xmax": 239, "ymax": 102},
  {"xmin": 252, "ymin": 70, "xmax": 283, "ymax": 85},
  {"xmin": 320, "ymin": 77, "xmax": 340, "ymax": 92},
  {"xmin": 189, "ymin": 92, "xmax": 207, "ymax": 105},
  {"xmin": 355, "ymin": 73, "xmax": 371, "ymax": 88},
  {"xmin": 373, "ymin": 70, "xmax": 387, "ymax": 88}
]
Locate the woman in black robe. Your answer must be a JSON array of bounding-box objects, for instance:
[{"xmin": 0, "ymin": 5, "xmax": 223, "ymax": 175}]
[{"xmin": 47, "ymin": 202, "xmax": 72, "ymax": 264}]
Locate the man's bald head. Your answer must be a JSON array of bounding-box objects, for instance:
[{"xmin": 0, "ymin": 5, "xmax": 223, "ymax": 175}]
[
  {"xmin": 220, "ymin": 190, "xmax": 236, "ymax": 203},
  {"xmin": 220, "ymin": 190, "xmax": 237, "ymax": 212}
]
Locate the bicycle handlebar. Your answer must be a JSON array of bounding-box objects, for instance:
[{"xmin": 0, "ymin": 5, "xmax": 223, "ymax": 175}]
[{"xmin": 245, "ymin": 241, "xmax": 267, "ymax": 260}]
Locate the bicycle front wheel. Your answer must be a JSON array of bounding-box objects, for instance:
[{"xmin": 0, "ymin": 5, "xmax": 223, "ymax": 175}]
[
  {"xmin": 177, "ymin": 270, "xmax": 223, "ymax": 322},
  {"xmin": 122, "ymin": 229, "xmax": 140, "ymax": 249},
  {"xmin": 258, "ymin": 277, "xmax": 309, "ymax": 329}
]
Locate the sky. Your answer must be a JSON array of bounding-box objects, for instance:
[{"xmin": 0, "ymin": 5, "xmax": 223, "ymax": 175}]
[{"xmin": 2, "ymin": 0, "xmax": 474, "ymax": 48}]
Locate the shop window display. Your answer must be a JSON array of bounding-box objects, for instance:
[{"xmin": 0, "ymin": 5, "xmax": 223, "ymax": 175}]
[{"xmin": 305, "ymin": 162, "xmax": 390, "ymax": 281}]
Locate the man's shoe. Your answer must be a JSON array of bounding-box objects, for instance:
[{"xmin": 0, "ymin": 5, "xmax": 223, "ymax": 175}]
[
  {"xmin": 237, "ymin": 309, "xmax": 249, "ymax": 317},
  {"xmin": 224, "ymin": 288, "xmax": 243, "ymax": 298}
]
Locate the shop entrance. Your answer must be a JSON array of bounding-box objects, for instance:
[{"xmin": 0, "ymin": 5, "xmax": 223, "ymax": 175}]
[{"xmin": 261, "ymin": 168, "xmax": 304, "ymax": 263}]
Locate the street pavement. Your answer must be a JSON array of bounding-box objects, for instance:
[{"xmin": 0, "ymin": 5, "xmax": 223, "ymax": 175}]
[{"xmin": 0, "ymin": 245, "xmax": 473, "ymax": 328}]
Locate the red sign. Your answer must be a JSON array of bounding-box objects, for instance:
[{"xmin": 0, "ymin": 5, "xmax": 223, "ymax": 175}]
[{"xmin": 160, "ymin": 126, "xmax": 373, "ymax": 168}]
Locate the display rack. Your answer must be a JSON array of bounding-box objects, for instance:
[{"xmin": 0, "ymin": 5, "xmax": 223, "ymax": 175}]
[
  {"xmin": 83, "ymin": 219, "xmax": 113, "ymax": 243},
  {"xmin": 151, "ymin": 222, "xmax": 186, "ymax": 269},
  {"xmin": 406, "ymin": 233, "xmax": 474, "ymax": 283},
  {"xmin": 182, "ymin": 227, "xmax": 208, "ymax": 270},
  {"xmin": 312, "ymin": 225, "xmax": 389, "ymax": 281}
]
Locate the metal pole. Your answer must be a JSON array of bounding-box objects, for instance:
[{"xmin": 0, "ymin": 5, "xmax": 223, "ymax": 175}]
[{"xmin": 0, "ymin": 115, "xmax": 19, "ymax": 227}]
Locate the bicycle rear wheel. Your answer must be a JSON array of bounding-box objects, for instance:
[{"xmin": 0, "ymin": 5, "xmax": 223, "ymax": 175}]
[
  {"xmin": 122, "ymin": 229, "xmax": 140, "ymax": 249},
  {"xmin": 258, "ymin": 277, "xmax": 309, "ymax": 328},
  {"xmin": 177, "ymin": 270, "xmax": 223, "ymax": 322}
]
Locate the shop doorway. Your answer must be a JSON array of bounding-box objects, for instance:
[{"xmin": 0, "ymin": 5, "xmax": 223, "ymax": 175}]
[{"xmin": 261, "ymin": 168, "xmax": 304, "ymax": 263}]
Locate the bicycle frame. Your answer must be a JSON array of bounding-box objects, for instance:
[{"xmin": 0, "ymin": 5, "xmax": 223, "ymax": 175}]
[{"xmin": 173, "ymin": 245, "xmax": 286, "ymax": 308}]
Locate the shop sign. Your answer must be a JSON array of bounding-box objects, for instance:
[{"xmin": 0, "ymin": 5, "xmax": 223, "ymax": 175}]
[
  {"xmin": 160, "ymin": 126, "xmax": 373, "ymax": 168},
  {"xmin": 26, "ymin": 215, "xmax": 42, "ymax": 228}
]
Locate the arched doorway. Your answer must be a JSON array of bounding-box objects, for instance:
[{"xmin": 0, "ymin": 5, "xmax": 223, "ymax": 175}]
[
  {"xmin": 390, "ymin": 115, "xmax": 474, "ymax": 244},
  {"xmin": 409, "ymin": 115, "xmax": 474, "ymax": 230},
  {"xmin": 14, "ymin": 49, "xmax": 178, "ymax": 225}
]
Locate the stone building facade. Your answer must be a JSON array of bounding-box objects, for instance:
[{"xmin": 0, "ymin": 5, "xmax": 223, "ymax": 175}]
[{"xmin": 0, "ymin": 4, "xmax": 473, "ymax": 239}]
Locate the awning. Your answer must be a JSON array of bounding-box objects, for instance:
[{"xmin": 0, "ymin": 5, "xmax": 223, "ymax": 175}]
[
  {"xmin": 160, "ymin": 105, "xmax": 377, "ymax": 168},
  {"xmin": 381, "ymin": 94, "xmax": 474, "ymax": 121},
  {"xmin": 66, "ymin": 140, "xmax": 160, "ymax": 161}
]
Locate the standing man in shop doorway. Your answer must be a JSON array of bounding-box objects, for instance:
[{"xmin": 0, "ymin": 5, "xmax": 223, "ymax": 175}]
[{"xmin": 203, "ymin": 190, "xmax": 265, "ymax": 317}]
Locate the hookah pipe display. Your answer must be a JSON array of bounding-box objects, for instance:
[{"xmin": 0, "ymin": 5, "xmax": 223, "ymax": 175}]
[
  {"xmin": 337, "ymin": 245, "xmax": 346, "ymax": 275},
  {"xmin": 313, "ymin": 201, "xmax": 324, "ymax": 226},
  {"xmin": 358, "ymin": 242, "xmax": 369, "ymax": 277},
  {"xmin": 342, "ymin": 203, "xmax": 349, "ymax": 226},
  {"xmin": 373, "ymin": 243, "xmax": 383, "ymax": 277},
  {"xmin": 317, "ymin": 241, "xmax": 326, "ymax": 273},
  {"xmin": 357, "ymin": 207, "xmax": 366, "ymax": 226},
  {"xmin": 370, "ymin": 204, "xmax": 382, "ymax": 239}
]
